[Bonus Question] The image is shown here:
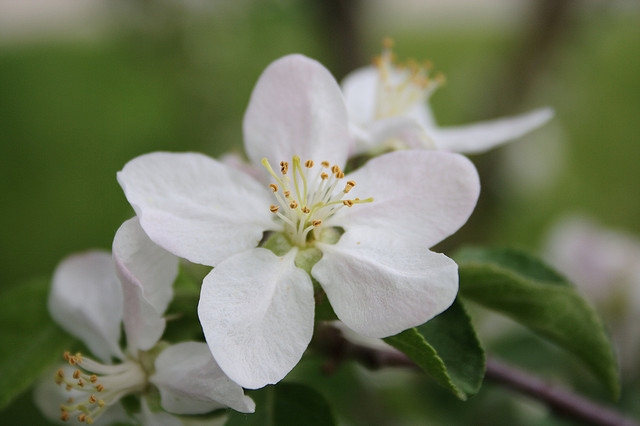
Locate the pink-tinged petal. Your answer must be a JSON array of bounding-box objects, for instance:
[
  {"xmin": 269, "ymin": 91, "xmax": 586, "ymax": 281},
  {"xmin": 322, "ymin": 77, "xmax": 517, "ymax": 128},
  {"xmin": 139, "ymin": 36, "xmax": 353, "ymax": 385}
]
[
  {"xmin": 330, "ymin": 150, "xmax": 480, "ymax": 248},
  {"xmin": 150, "ymin": 342, "xmax": 255, "ymax": 414},
  {"xmin": 49, "ymin": 251, "xmax": 124, "ymax": 362},
  {"xmin": 243, "ymin": 54, "xmax": 352, "ymax": 170},
  {"xmin": 117, "ymin": 151, "xmax": 275, "ymax": 266},
  {"xmin": 113, "ymin": 217, "xmax": 178, "ymax": 353},
  {"xmin": 341, "ymin": 66, "xmax": 377, "ymax": 125},
  {"xmin": 198, "ymin": 248, "xmax": 314, "ymax": 389},
  {"xmin": 432, "ymin": 107, "xmax": 554, "ymax": 154},
  {"xmin": 314, "ymin": 230, "xmax": 458, "ymax": 338}
]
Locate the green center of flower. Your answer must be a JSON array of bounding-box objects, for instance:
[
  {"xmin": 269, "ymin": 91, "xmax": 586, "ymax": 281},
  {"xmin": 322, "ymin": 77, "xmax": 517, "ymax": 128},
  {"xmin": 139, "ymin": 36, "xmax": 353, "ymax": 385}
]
[
  {"xmin": 262, "ymin": 156, "xmax": 372, "ymax": 247},
  {"xmin": 55, "ymin": 351, "xmax": 147, "ymax": 424},
  {"xmin": 373, "ymin": 38, "xmax": 444, "ymax": 120}
]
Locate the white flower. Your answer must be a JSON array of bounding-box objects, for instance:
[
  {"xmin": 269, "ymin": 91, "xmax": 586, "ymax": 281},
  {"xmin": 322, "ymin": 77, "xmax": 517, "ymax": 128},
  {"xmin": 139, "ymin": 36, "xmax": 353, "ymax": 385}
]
[
  {"xmin": 36, "ymin": 217, "xmax": 254, "ymax": 425},
  {"xmin": 117, "ymin": 54, "xmax": 480, "ymax": 389},
  {"xmin": 341, "ymin": 40, "xmax": 554, "ymax": 155}
]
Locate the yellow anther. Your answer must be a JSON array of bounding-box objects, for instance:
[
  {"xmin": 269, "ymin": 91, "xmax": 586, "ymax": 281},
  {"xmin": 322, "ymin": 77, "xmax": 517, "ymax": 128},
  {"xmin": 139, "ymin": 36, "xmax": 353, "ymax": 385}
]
[
  {"xmin": 269, "ymin": 183, "xmax": 278, "ymax": 192},
  {"xmin": 283, "ymin": 190, "xmax": 291, "ymax": 198},
  {"xmin": 88, "ymin": 394, "xmax": 97, "ymax": 404},
  {"xmin": 60, "ymin": 410, "xmax": 69, "ymax": 422},
  {"xmin": 331, "ymin": 165, "xmax": 340, "ymax": 174},
  {"xmin": 301, "ymin": 206, "xmax": 310, "ymax": 214},
  {"xmin": 73, "ymin": 370, "xmax": 81, "ymax": 379},
  {"xmin": 304, "ymin": 160, "xmax": 314, "ymax": 168},
  {"xmin": 270, "ymin": 205, "xmax": 279, "ymax": 213},
  {"xmin": 343, "ymin": 200, "xmax": 354, "ymax": 207},
  {"xmin": 89, "ymin": 375, "xmax": 97, "ymax": 383},
  {"xmin": 65, "ymin": 384, "xmax": 72, "ymax": 391},
  {"xmin": 289, "ymin": 200, "xmax": 298, "ymax": 209},
  {"xmin": 56, "ymin": 369, "xmax": 65, "ymax": 379},
  {"xmin": 86, "ymin": 417, "xmax": 94, "ymax": 425},
  {"xmin": 78, "ymin": 414, "xmax": 87, "ymax": 423},
  {"xmin": 67, "ymin": 398, "xmax": 74, "ymax": 404},
  {"xmin": 98, "ymin": 400, "xmax": 105, "ymax": 408},
  {"xmin": 343, "ymin": 180, "xmax": 356, "ymax": 193},
  {"xmin": 77, "ymin": 379, "xmax": 84, "ymax": 388},
  {"xmin": 320, "ymin": 172, "xmax": 329, "ymax": 180},
  {"xmin": 321, "ymin": 161, "xmax": 330, "ymax": 168},
  {"xmin": 96, "ymin": 384, "xmax": 104, "ymax": 392},
  {"xmin": 280, "ymin": 161, "xmax": 289, "ymax": 174},
  {"xmin": 312, "ymin": 220, "xmax": 322, "ymax": 227},
  {"xmin": 335, "ymin": 171, "xmax": 345, "ymax": 179}
]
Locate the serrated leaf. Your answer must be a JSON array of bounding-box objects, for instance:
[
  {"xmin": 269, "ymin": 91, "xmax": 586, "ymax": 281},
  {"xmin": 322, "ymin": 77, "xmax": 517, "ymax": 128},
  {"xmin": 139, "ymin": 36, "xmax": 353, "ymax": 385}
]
[
  {"xmin": 0, "ymin": 278, "xmax": 75, "ymax": 410},
  {"xmin": 224, "ymin": 382, "xmax": 336, "ymax": 426},
  {"xmin": 384, "ymin": 299, "xmax": 484, "ymax": 400},
  {"xmin": 455, "ymin": 246, "xmax": 620, "ymax": 398}
]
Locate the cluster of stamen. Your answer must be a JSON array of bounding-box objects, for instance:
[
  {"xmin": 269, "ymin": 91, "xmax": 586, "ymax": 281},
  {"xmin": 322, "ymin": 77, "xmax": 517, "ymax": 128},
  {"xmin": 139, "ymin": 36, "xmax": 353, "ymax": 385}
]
[
  {"xmin": 262, "ymin": 156, "xmax": 372, "ymax": 247},
  {"xmin": 373, "ymin": 38, "xmax": 444, "ymax": 119},
  {"xmin": 55, "ymin": 351, "xmax": 147, "ymax": 424}
]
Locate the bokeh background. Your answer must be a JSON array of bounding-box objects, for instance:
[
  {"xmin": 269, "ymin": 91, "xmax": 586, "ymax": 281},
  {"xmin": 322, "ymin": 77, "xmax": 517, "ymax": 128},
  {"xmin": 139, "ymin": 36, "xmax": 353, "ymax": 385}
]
[{"xmin": 1, "ymin": 0, "xmax": 638, "ymax": 424}]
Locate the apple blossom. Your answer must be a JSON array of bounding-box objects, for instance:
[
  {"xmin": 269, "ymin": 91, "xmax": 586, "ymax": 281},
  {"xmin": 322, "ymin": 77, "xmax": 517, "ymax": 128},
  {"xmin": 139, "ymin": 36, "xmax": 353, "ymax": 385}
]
[
  {"xmin": 341, "ymin": 39, "xmax": 554, "ymax": 155},
  {"xmin": 117, "ymin": 54, "xmax": 480, "ymax": 389},
  {"xmin": 36, "ymin": 217, "xmax": 254, "ymax": 425}
]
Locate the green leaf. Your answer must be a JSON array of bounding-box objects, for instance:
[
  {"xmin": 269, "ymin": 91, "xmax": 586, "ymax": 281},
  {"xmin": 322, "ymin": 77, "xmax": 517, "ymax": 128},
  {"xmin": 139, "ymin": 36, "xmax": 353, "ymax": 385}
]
[
  {"xmin": 455, "ymin": 246, "xmax": 620, "ymax": 398},
  {"xmin": 0, "ymin": 277, "xmax": 75, "ymax": 410},
  {"xmin": 225, "ymin": 382, "xmax": 336, "ymax": 426},
  {"xmin": 384, "ymin": 299, "xmax": 484, "ymax": 400}
]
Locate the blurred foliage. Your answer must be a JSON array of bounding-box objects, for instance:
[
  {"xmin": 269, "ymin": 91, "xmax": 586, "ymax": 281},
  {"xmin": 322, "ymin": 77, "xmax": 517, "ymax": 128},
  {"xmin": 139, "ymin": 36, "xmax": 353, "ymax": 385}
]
[{"xmin": 0, "ymin": 0, "xmax": 638, "ymax": 425}]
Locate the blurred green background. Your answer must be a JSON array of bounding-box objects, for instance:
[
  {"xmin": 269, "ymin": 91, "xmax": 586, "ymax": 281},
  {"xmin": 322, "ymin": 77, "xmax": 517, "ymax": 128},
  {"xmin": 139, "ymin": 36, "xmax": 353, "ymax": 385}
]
[{"xmin": 1, "ymin": 0, "xmax": 638, "ymax": 424}]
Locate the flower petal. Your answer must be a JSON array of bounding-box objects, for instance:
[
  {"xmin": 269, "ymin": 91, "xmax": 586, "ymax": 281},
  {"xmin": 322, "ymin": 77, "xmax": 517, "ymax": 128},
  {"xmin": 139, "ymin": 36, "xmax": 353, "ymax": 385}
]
[
  {"xmin": 431, "ymin": 107, "xmax": 554, "ymax": 154},
  {"xmin": 198, "ymin": 248, "xmax": 314, "ymax": 389},
  {"xmin": 341, "ymin": 66, "xmax": 377, "ymax": 125},
  {"xmin": 117, "ymin": 151, "xmax": 275, "ymax": 266},
  {"xmin": 150, "ymin": 341, "xmax": 255, "ymax": 414},
  {"xmin": 49, "ymin": 251, "xmax": 124, "ymax": 362},
  {"xmin": 330, "ymin": 150, "xmax": 480, "ymax": 248},
  {"xmin": 113, "ymin": 217, "xmax": 178, "ymax": 353},
  {"xmin": 243, "ymin": 54, "xmax": 352, "ymax": 169},
  {"xmin": 314, "ymin": 230, "xmax": 458, "ymax": 338}
]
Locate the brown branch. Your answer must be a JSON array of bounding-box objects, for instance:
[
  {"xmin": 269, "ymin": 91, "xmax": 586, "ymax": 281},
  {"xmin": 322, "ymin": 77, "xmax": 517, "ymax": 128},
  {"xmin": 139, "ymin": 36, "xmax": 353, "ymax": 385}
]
[{"xmin": 315, "ymin": 324, "xmax": 639, "ymax": 426}]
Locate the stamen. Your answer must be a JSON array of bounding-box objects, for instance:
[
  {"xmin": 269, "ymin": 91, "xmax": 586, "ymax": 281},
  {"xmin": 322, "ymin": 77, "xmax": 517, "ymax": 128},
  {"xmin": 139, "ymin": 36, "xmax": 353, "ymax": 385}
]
[
  {"xmin": 262, "ymin": 156, "xmax": 373, "ymax": 247},
  {"xmin": 56, "ymin": 352, "xmax": 147, "ymax": 424},
  {"xmin": 344, "ymin": 180, "xmax": 356, "ymax": 193}
]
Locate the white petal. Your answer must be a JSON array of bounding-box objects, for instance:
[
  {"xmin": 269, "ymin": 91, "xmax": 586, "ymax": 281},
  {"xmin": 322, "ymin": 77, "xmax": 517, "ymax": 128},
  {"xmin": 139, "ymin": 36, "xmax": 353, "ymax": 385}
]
[
  {"xmin": 367, "ymin": 116, "xmax": 436, "ymax": 151},
  {"xmin": 243, "ymin": 54, "xmax": 352, "ymax": 170},
  {"xmin": 150, "ymin": 342, "xmax": 255, "ymax": 414},
  {"xmin": 331, "ymin": 150, "xmax": 480, "ymax": 248},
  {"xmin": 341, "ymin": 66, "xmax": 377, "ymax": 125},
  {"xmin": 137, "ymin": 398, "xmax": 182, "ymax": 426},
  {"xmin": 198, "ymin": 248, "xmax": 314, "ymax": 389},
  {"xmin": 49, "ymin": 251, "xmax": 124, "ymax": 362},
  {"xmin": 117, "ymin": 152, "xmax": 275, "ymax": 266},
  {"xmin": 113, "ymin": 217, "xmax": 179, "ymax": 353},
  {"xmin": 432, "ymin": 107, "xmax": 554, "ymax": 154},
  {"xmin": 314, "ymin": 230, "xmax": 458, "ymax": 338}
]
